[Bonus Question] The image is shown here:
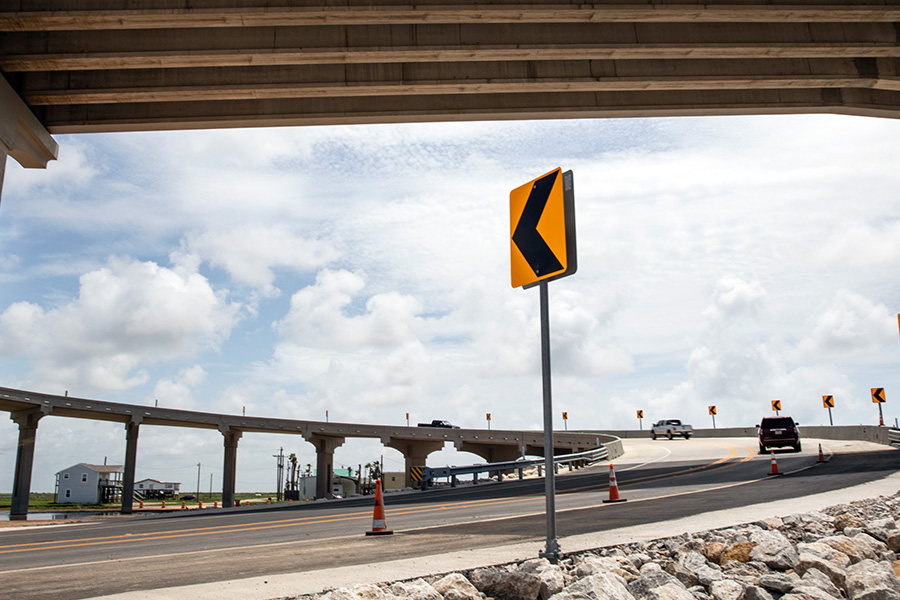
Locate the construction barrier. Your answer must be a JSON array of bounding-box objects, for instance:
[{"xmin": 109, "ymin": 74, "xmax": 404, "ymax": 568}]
[
  {"xmin": 768, "ymin": 450, "xmax": 783, "ymax": 476},
  {"xmin": 603, "ymin": 464, "xmax": 627, "ymax": 503},
  {"xmin": 365, "ymin": 479, "xmax": 393, "ymax": 536}
]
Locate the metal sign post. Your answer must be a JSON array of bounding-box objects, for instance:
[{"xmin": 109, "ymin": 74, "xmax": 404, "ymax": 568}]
[
  {"xmin": 823, "ymin": 395, "xmax": 834, "ymax": 426},
  {"xmin": 539, "ymin": 280, "xmax": 559, "ymax": 562},
  {"xmin": 509, "ymin": 167, "xmax": 575, "ymax": 564}
]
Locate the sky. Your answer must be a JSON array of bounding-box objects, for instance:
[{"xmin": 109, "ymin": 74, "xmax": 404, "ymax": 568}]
[{"xmin": 2, "ymin": 113, "xmax": 900, "ymax": 494}]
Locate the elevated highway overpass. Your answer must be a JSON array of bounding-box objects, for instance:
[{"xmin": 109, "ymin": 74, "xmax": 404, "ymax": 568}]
[
  {"xmin": 2, "ymin": 0, "xmax": 900, "ymax": 191},
  {"xmin": 0, "ymin": 385, "xmax": 618, "ymax": 518}
]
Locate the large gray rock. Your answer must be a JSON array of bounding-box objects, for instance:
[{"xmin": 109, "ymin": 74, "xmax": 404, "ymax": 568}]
[
  {"xmin": 819, "ymin": 536, "xmax": 877, "ymax": 564},
  {"xmin": 678, "ymin": 551, "xmax": 724, "ymax": 587},
  {"xmin": 758, "ymin": 573, "xmax": 801, "ymax": 594},
  {"xmin": 795, "ymin": 553, "xmax": 848, "ymax": 590},
  {"xmin": 846, "ymin": 559, "xmax": 900, "ymax": 600},
  {"xmin": 798, "ymin": 542, "xmax": 852, "ymax": 567},
  {"xmin": 521, "ymin": 558, "xmax": 568, "ymax": 600},
  {"xmin": 628, "ymin": 566, "xmax": 685, "ymax": 599},
  {"xmin": 737, "ymin": 586, "xmax": 774, "ymax": 600},
  {"xmin": 322, "ymin": 584, "xmax": 397, "ymax": 600},
  {"xmin": 750, "ymin": 529, "xmax": 799, "ymax": 570},
  {"xmin": 646, "ymin": 583, "xmax": 695, "ymax": 600},
  {"xmin": 798, "ymin": 567, "xmax": 844, "ymax": 598},
  {"xmin": 549, "ymin": 572, "xmax": 636, "ymax": 600},
  {"xmin": 390, "ymin": 579, "xmax": 442, "ymax": 600},
  {"xmin": 576, "ymin": 556, "xmax": 638, "ymax": 581},
  {"xmin": 471, "ymin": 567, "xmax": 541, "ymax": 600},
  {"xmin": 432, "ymin": 573, "xmax": 481, "ymax": 600},
  {"xmin": 710, "ymin": 579, "xmax": 746, "ymax": 600}
]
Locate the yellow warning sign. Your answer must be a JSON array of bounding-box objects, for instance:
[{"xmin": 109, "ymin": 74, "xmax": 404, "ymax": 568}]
[
  {"xmin": 823, "ymin": 395, "xmax": 834, "ymax": 409},
  {"xmin": 772, "ymin": 400, "xmax": 782, "ymax": 412}
]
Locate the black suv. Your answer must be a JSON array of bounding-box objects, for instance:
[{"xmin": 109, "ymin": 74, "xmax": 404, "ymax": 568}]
[{"xmin": 757, "ymin": 416, "xmax": 801, "ymax": 453}]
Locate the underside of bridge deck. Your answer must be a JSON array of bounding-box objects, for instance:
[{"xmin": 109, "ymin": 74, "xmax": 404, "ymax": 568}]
[{"xmin": 1, "ymin": 0, "xmax": 898, "ymax": 135}]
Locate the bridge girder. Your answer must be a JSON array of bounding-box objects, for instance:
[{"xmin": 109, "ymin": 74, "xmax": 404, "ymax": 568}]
[{"xmin": 1, "ymin": 0, "xmax": 898, "ymax": 136}]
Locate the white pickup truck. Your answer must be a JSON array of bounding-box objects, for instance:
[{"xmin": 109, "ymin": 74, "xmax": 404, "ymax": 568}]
[{"xmin": 650, "ymin": 419, "xmax": 693, "ymax": 439}]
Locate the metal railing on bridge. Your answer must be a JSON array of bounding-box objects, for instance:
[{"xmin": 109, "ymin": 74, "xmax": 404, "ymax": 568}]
[{"xmin": 412, "ymin": 445, "xmax": 609, "ymax": 490}]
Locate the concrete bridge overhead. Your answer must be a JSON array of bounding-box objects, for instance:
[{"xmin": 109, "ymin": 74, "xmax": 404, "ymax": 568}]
[{"xmin": 2, "ymin": 0, "xmax": 899, "ymax": 191}]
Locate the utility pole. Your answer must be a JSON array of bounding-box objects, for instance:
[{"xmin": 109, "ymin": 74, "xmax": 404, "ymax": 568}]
[
  {"xmin": 196, "ymin": 462, "xmax": 201, "ymax": 500},
  {"xmin": 274, "ymin": 447, "xmax": 285, "ymax": 501}
]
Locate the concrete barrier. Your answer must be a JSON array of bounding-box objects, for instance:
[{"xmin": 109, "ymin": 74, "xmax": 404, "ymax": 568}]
[{"xmin": 584, "ymin": 425, "xmax": 896, "ymax": 446}]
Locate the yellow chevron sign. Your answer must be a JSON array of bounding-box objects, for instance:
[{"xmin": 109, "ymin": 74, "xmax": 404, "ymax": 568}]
[
  {"xmin": 709, "ymin": 406, "xmax": 716, "ymax": 416},
  {"xmin": 772, "ymin": 400, "xmax": 781, "ymax": 412},
  {"xmin": 872, "ymin": 388, "xmax": 886, "ymax": 403},
  {"xmin": 823, "ymin": 395, "xmax": 834, "ymax": 409},
  {"xmin": 636, "ymin": 410, "xmax": 643, "ymax": 419}
]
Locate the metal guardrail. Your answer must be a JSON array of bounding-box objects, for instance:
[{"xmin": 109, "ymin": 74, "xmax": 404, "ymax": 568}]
[
  {"xmin": 414, "ymin": 445, "xmax": 609, "ymax": 489},
  {"xmin": 888, "ymin": 428, "xmax": 900, "ymax": 446}
]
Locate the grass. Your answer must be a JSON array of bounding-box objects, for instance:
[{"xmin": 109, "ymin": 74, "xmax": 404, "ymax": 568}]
[{"xmin": 0, "ymin": 492, "xmax": 280, "ymax": 511}]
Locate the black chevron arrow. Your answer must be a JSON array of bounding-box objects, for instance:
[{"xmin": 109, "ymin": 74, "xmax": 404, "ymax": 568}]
[{"xmin": 512, "ymin": 170, "xmax": 563, "ymax": 277}]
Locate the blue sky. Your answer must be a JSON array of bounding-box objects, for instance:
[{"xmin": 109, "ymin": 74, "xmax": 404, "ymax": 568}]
[{"xmin": 2, "ymin": 114, "xmax": 900, "ymax": 493}]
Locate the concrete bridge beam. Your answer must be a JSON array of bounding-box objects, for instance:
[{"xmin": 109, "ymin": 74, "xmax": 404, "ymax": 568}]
[
  {"xmin": 385, "ymin": 438, "xmax": 445, "ymax": 489},
  {"xmin": 220, "ymin": 427, "xmax": 242, "ymax": 508},
  {"xmin": 306, "ymin": 435, "xmax": 345, "ymax": 499},
  {"xmin": 9, "ymin": 407, "xmax": 49, "ymax": 519},
  {"xmin": 0, "ymin": 74, "xmax": 58, "ymax": 204}
]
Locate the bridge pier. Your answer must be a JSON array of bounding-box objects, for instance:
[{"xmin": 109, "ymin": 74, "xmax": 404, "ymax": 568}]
[
  {"xmin": 9, "ymin": 407, "xmax": 48, "ymax": 519},
  {"xmin": 307, "ymin": 435, "xmax": 344, "ymax": 499},
  {"xmin": 221, "ymin": 427, "xmax": 242, "ymax": 508},
  {"xmin": 120, "ymin": 418, "xmax": 141, "ymax": 514},
  {"xmin": 385, "ymin": 438, "xmax": 444, "ymax": 489},
  {"xmin": 0, "ymin": 74, "xmax": 59, "ymax": 206}
]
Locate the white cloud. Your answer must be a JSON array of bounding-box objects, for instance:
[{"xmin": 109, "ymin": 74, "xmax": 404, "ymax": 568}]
[
  {"xmin": 172, "ymin": 224, "xmax": 339, "ymax": 294},
  {"xmin": 703, "ymin": 276, "xmax": 767, "ymax": 322},
  {"xmin": 275, "ymin": 269, "xmax": 426, "ymax": 350},
  {"xmin": 152, "ymin": 365, "xmax": 207, "ymax": 409},
  {"xmin": 0, "ymin": 257, "xmax": 241, "ymax": 391},
  {"xmin": 797, "ymin": 291, "xmax": 894, "ymax": 358}
]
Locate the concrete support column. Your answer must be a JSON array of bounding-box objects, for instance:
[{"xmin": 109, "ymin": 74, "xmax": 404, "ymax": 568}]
[
  {"xmin": 10, "ymin": 408, "xmax": 46, "ymax": 519},
  {"xmin": 307, "ymin": 435, "xmax": 345, "ymax": 499},
  {"xmin": 220, "ymin": 427, "xmax": 242, "ymax": 508},
  {"xmin": 385, "ymin": 438, "xmax": 444, "ymax": 489},
  {"xmin": 0, "ymin": 74, "xmax": 59, "ymax": 207},
  {"xmin": 121, "ymin": 418, "xmax": 141, "ymax": 514}
]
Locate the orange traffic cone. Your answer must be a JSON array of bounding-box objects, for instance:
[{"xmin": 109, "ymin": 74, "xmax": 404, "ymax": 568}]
[
  {"xmin": 818, "ymin": 443, "xmax": 826, "ymax": 463},
  {"xmin": 181, "ymin": 500, "xmax": 186, "ymax": 509},
  {"xmin": 161, "ymin": 500, "xmax": 166, "ymax": 509},
  {"xmin": 603, "ymin": 464, "xmax": 627, "ymax": 503},
  {"xmin": 768, "ymin": 450, "xmax": 783, "ymax": 476},
  {"xmin": 365, "ymin": 479, "xmax": 393, "ymax": 536}
]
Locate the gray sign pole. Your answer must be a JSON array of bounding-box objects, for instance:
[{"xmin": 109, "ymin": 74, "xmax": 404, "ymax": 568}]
[{"xmin": 539, "ymin": 280, "xmax": 560, "ymax": 562}]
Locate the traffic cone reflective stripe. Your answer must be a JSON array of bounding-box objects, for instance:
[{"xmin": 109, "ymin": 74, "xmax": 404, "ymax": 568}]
[
  {"xmin": 365, "ymin": 479, "xmax": 393, "ymax": 536},
  {"xmin": 603, "ymin": 464, "xmax": 627, "ymax": 503},
  {"xmin": 767, "ymin": 450, "xmax": 783, "ymax": 476}
]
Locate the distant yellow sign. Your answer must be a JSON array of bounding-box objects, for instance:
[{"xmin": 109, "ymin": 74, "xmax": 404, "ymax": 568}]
[
  {"xmin": 872, "ymin": 388, "xmax": 886, "ymax": 403},
  {"xmin": 709, "ymin": 406, "xmax": 717, "ymax": 416},
  {"xmin": 562, "ymin": 411, "xmax": 568, "ymax": 420},
  {"xmin": 486, "ymin": 413, "xmax": 491, "ymax": 420},
  {"xmin": 823, "ymin": 395, "xmax": 834, "ymax": 409},
  {"xmin": 636, "ymin": 410, "xmax": 643, "ymax": 419},
  {"xmin": 772, "ymin": 400, "xmax": 782, "ymax": 412},
  {"xmin": 510, "ymin": 168, "xmax": 576, "ymax": 288}
]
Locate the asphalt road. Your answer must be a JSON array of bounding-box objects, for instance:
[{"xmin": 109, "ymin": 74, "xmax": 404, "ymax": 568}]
[{"xmin": 1, "ymin": 437, "xmax": 897, "ymax": 600}]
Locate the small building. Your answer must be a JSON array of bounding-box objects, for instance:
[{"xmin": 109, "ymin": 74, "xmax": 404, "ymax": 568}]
[
  {"xmin": 135, "ymin": 478, "xmax": 181, "ymax": 499},
  {"xmin": 55, "ymin": 463, "xmax": 123, "ymax": 504}
]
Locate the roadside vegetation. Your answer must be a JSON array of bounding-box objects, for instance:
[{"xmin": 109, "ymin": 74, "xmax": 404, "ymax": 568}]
[{"xmin": 0, "ymin": 492, "xmax": 281, "ymax": 512}]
